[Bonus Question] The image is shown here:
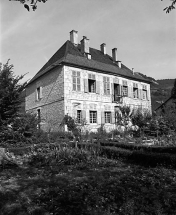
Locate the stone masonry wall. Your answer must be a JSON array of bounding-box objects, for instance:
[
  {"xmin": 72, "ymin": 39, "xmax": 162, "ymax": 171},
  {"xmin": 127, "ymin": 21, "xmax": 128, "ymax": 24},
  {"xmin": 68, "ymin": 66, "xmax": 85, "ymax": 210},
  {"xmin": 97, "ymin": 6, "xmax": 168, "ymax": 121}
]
[{"xmin": 25, "ymin": 66, "xmax": 65, "ymax": 131}]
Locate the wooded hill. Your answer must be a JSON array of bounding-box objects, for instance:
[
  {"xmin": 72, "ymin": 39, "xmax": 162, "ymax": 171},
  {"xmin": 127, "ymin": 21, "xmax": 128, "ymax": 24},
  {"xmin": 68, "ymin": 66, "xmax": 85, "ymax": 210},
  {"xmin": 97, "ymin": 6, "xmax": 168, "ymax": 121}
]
[{"xmin": 138, "ymin": 73, "xmax": 175, "ymax": 111}]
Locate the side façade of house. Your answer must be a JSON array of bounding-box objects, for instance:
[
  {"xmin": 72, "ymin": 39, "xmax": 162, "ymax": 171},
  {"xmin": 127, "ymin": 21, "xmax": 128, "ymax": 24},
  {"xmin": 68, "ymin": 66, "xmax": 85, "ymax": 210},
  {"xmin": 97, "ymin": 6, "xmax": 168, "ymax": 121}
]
[{"xmin": 25, "ymin": 30, "xmax": 151, "ymax": 132}]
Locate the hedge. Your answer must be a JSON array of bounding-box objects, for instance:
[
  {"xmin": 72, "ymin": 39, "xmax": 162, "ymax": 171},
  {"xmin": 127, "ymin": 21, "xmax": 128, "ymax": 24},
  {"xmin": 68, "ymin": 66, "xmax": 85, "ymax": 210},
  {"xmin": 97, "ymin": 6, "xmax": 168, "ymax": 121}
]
[
  {"xmin": 100, "ymin": 141, "xmax": 176, "ymax": 154},
  {"xmin": 101, "ymin": 146, "xmax": 176, "ymax": 168}
]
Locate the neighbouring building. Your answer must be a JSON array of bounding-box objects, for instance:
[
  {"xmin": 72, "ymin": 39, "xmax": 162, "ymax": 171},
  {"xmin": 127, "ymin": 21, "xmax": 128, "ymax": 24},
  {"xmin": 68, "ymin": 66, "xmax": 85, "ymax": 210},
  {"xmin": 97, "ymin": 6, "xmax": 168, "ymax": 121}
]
[{"xmin": 25, "ymin": 30, "xmax": 151, "ymax": 132}]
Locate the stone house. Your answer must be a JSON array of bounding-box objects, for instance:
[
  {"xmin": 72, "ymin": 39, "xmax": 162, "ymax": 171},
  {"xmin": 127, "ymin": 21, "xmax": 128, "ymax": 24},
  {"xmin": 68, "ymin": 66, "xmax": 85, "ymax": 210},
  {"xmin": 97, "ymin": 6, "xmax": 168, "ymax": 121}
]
[{"xmin": 25, "ymin": 30, "xmax": 151, "ymax": 132}]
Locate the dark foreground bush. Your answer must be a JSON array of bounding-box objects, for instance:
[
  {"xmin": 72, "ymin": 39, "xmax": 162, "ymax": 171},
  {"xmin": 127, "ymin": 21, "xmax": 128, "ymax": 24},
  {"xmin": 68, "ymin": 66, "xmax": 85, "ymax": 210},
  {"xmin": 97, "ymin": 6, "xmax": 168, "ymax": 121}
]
[
  {"xmin": 100, "ymin": 141, "xmax": 176, "ymax": 154},
  {"xmin": 101, "ymin": 146, "xmax": 176, "ymax": 168}
]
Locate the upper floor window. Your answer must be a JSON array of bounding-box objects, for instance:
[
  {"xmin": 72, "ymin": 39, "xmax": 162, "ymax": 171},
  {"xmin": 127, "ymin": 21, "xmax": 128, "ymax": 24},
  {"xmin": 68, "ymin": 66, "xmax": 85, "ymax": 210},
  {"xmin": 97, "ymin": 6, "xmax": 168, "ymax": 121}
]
[
  {"xmin": 122, "ymin": 80, "xmax": 128, "ymax": 97},
  {"xmin": 133, "ymin": 83, "xmax": 139, "ymax": 99},
  {"xmin": 72, "ymin": 71, "xmax": 81, "ymax": 91},
  {"xmin": 103, "ymin": 77, "xmax": 110, "ymax": 95},
  {"xmin": 142, "ymin": 85, "xmax": 147, "ymax": 100},
  {"xmin": 88, "ymin": 74, "xmax": 96, "ymax": 93},
  {"xmin": 36, "ymin": 86, "xmax": 42, "ymax": 101}
]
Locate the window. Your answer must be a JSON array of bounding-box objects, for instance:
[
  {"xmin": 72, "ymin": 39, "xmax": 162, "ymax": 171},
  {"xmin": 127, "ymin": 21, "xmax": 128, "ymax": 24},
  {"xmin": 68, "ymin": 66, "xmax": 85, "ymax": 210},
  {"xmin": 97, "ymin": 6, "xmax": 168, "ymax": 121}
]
[
  {"xmin": 105, "ymin": 112, "xmax": 111, "ymax": 123},
  {"xmin": 77, "ymin": 110, "xmax": 82, "ymax": 123},
  {"xmin": 88, "ymin": 74, "xmax": 96, "ymax": 93},
  {"xmin": 103, "ymin": 77, "xmax": 110, "ymax": 95},
  {"xmin": 72, "ymin": 71, "xmax": 81, "ymax": 91},
  {"xmin": 90, "ymin": 111, "xmax": 97, "ymax": 123},
  {"xmin": 36, "ymin": 86, "xmax": 42, "ymax": 101},
  {"xmin": 142, "ymin": 85, "xmax": 147, "ymax": 100},
  {"xmin": 37, "ymin": 109, "xmax": 41, "ymax": 129},
  {"xmin": 133, "ymin": 83, "xmax": 138, "ymax": 99},
  {"xmin": 122, "ymin": 80, "xmax": 128, "ymax": 97}
]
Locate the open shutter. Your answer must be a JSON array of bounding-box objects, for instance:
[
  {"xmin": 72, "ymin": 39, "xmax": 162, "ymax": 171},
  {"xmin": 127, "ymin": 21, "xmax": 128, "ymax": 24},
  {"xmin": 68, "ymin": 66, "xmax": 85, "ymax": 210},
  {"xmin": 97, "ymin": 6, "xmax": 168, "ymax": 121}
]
[
  {"xmin": 82, "ymin": 110, "xmax": 86, "ymax": 122},
  {"xmin": 40, "ymin": 87, "xmax": 43, "ymax": 99},
  {"xmin": 96, "ymin": 81, "xmax": 100, "ymax": 94},
  {"xmin": 111, "ymin": 112, "xmax": 115, "ymax": 124},
  {"xmin": 101, "ymin": 111, "xmax": 105, "ymax": 124},
  {"xmin": 139, "ymin": 89, "xmax": 142, "ymax": 100},
  {"xmin": 146, "ymin": 90, "xmax": 150, "ymax": 100},
  {"xmin": 84, "ymin": 79, "xmax": 88, "ymax": 93},
  {"xmin": 111, "ymin": 83, "xmax": 114, "ymax": 102}
]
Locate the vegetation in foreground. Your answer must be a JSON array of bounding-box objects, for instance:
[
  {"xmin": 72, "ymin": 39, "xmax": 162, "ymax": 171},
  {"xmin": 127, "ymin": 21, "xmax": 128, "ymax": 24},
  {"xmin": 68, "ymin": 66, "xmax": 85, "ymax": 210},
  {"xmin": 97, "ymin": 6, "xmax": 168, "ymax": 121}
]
[{"xmin": 1, "ymin": 144, "xmax": 176, "ymax": 215}]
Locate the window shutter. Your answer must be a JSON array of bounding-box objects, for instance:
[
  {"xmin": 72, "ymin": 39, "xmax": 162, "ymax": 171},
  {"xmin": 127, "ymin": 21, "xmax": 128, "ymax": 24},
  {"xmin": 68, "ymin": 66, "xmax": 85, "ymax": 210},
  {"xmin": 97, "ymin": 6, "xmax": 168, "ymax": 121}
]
[
  {"xmin": 84, "ymin": 79, "xmax": 88, "ymax": 93},
  {"xmin": 40, "ymin": 87, "xmax": 43, "ymax": 99},
  {"xmin": 72, "ymin": 108, "xmax": 77, "ymax": 118},
  {"xmin": 35, "ymin": 89, "xmax": 37, "ymax": 101},
  {"xmin": 82, "ymin": 110, "xmax": 86, "ymax": 122},
  {"xmin": 128, "ymin": 86, "xmax": 131, "ymax": 98},
  {"xmin": 139, "ymin": 89, "xmax": 142, "ymax": 100},
  {"xmin": 96, "ymin": 81, "xmax": 100, "ymax": 94},
  {"xmin": 119, "ymin": 85, "xmax": 122, "ymax": 96},
  {"xmin": 101, "ymin": 111, "xmax": 105, "ymax": 124},
  {"xmin": 111, "ymin": 112, "xmax": 115, "ymax": 124},
  {"xmin": 147, "ymin": 90, "xmax": 150, "ymax": 100},
  {"xmin": 111, "ymin": 83, "xmax": 114, "ymax": 101}
]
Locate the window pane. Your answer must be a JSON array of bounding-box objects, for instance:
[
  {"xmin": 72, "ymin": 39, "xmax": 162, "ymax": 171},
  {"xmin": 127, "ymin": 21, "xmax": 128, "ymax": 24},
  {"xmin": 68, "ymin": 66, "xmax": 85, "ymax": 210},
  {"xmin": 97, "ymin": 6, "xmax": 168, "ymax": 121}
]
[
  {"xmin": 73, "ymin": 77, "xmax": 76, "ymax": 83},
  {"xmin": 73, "ymin": 84, "xmax": 76, "ymax": 91},
  {"xmin": 72, "ymin": 71, "xmax": 76, "ymax": 76},
  {"xmin": 77, "ymin": 77, "xmax": 80, "ymax": 84},
  {"xmin": 77, "ymin": 71, "xmax": 80, "ymax": 77},
  {"xmin": 77, "ymin": 84, "xmax": 81, "ymax": 91}
]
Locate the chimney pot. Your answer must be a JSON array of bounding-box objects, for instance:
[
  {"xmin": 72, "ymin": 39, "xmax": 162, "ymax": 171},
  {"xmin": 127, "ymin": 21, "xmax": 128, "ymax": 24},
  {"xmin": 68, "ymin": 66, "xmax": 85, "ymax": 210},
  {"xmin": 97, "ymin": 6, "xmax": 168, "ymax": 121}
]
[
  {"xmin": 112, "ymin": 48, "xmax": 117, "ymax": 62},
  {"xmin": 100, "ymin": 43, "xmax": 106, "ymax": 55},
  {"xmin": 70, "ymin": 30, "xmax": 78, "ymax": 46}
]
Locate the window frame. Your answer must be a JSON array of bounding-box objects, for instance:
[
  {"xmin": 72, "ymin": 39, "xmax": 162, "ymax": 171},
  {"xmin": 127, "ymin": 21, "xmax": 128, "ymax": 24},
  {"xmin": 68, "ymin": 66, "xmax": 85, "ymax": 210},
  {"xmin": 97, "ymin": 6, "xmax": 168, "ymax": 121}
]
[
  {"xmin": 105, "ymin": 111, "xmax": 111, "ymax": 123},
  {"xmin": 88, "ymin": 79, "xmax": 96, "ymax": 93},
  {"xmin": 77, "ymin": 110, "xmax": 82, "ymax": 123},
  {"xmin": 89, "ymin": 111, "xmax": 97, "ymax": 124}
]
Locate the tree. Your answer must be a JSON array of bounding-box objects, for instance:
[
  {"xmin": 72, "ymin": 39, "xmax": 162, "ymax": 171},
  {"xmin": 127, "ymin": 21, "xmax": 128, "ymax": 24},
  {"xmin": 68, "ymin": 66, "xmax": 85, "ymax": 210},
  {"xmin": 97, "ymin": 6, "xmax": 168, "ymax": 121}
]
[
  {"xmin": 162, "ymin": 0, "xmax": 176, "ymax": 13},
  {"xmin": 0, "ymin": 60, "xmax": 27, "ymax": 126},
  {"xmin": 9, "ymin": 0, "xmax": 47, "ymax": 11},
  {"xmin": 171, "ymin": 79, "xmax": 176, "ymax": 98}
]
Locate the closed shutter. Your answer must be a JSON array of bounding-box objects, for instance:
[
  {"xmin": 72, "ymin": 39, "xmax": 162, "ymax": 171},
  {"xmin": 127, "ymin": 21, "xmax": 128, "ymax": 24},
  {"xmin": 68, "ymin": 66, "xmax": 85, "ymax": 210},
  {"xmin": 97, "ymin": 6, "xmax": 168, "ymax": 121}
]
[
  {"xmin": 101, "ymin": 111, "xmax": 105, "ymax": 124},
  {"xmin": 96, "ymin": 81, "xmax": 100, "ymax": 94},
  {"xmin": 84, "ymin": 79, "xmax": 88, "ymax": 93}
]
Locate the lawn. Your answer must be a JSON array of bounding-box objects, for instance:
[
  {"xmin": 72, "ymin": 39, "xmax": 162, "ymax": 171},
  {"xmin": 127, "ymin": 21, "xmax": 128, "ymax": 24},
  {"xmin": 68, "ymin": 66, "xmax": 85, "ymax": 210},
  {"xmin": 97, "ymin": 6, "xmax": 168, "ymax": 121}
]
[{"xmin": 1, "ymin": 145, "xmax": 176, "ymax": 215}]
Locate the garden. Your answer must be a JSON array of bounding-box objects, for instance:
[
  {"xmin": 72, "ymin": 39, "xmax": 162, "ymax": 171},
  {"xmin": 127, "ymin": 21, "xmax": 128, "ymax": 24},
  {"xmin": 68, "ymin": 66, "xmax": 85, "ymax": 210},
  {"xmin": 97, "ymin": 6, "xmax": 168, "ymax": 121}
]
[{"xmin": 1, "ymin": 61, "xmax": 176, "ymax": 214}]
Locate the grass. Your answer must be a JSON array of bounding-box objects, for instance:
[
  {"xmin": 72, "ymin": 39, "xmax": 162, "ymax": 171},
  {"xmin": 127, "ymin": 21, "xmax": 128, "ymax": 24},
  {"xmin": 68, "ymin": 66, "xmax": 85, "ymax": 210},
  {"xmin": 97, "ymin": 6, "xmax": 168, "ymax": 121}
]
[{"xmin": 1, "ymin": 144, "xmax": 176, "ymax": 215}]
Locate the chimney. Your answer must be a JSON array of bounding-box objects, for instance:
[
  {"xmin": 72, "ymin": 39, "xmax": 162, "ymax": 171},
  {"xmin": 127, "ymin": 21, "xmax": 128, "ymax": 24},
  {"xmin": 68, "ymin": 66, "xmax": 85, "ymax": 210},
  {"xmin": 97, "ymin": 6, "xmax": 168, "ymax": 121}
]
[
  {"xmin": 100, "ymin": 43, "xmax": 106, "ymax": 55},
  {"xmin": 132, "ymin": 68, "xmax": 134, "ymax": 75},
  {"xmin": 70, "ymin": 30, "xmax": 78, "ymax": 46},
  {"xmin": 112, "ymin": 48, "xmax": 117, "ymax": 62},
  {"xmin": 81, "ymin": 36, "xmax": 90, "ymax": 54},
  {"xmin": 117, "ymin": 61, "xmax": 122, "ymax": 68}
]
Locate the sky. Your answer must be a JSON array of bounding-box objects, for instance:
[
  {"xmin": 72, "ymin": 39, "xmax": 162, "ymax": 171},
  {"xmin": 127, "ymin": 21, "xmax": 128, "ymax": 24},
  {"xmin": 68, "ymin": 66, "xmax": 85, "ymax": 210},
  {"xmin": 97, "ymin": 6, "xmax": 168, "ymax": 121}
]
[{"xmin": 0, "ymin": 0, "xmax": 176, "ymax": 82}]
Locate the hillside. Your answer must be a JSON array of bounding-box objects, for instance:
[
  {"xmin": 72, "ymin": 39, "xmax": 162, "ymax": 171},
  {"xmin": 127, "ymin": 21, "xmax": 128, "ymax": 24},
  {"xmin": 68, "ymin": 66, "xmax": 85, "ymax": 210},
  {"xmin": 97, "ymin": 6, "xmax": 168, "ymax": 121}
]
[{"xmin": 137, "ymin": 73, "xmax": 175, "ymax": 111}]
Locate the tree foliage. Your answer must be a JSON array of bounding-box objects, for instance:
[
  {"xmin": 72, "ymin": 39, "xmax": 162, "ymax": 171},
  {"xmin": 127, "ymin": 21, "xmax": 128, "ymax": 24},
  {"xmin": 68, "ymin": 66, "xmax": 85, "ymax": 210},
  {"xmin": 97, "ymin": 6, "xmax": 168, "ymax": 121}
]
[
  {"xmin": 171, "ymin": 79, "xmax": 176, "ymax": 98},
  {"xmin": 9, "ymin": 0, "xmax": 47, "ymax": 11},
  {"xmin": 0, "ymin": 61, "xmax": 27, "ymax": 126},
  {"xmin": 162, "ymin": 0, "xmax": 176, "ymax": 13}
]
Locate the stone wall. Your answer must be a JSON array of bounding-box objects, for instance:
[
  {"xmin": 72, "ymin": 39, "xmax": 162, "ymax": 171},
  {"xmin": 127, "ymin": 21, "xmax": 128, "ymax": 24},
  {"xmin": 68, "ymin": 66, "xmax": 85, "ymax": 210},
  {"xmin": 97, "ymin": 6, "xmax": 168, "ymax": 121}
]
[
  {"xmin": 64, "ymin": 65, "xmax": 151, "ymax": 132},
  {"xmin": 25, "ymin": 66, "xmax": 65, "ymax": 131}
]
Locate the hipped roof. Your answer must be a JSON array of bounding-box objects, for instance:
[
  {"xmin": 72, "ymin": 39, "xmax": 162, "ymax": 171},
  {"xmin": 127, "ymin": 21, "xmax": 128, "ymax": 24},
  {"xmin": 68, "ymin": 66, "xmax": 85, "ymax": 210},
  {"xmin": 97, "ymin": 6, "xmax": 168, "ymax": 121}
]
[{"xmin": 28, "ymin": 40, "xmax": 150, "ymax": 85}]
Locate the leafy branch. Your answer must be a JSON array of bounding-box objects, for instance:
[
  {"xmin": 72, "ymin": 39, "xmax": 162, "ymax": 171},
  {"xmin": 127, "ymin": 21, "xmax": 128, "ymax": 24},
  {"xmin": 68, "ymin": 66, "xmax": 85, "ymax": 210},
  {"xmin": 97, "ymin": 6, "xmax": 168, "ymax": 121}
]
[
  {"xmin": 9, "ymin": 0, "xmax": 48, "ymax": 11},
  {"xmin": 162, "ymin": 0, "xmax": 176, "ymax": 13}
]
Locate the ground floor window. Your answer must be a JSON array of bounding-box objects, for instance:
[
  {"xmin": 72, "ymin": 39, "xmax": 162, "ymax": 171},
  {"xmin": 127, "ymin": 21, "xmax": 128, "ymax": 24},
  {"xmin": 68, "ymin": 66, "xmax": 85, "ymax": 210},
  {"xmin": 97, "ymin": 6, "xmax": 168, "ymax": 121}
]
[
  {"xmin": 105, "ymin": 111, "xmax": 111, "ymax": 123},
  {"xmin": 90, "ymin": 111, "xmax": 97, "ymax": 123},
  {"xmin": 77, "ymin": 110, "xmax": 82, "ymax": 123}
]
